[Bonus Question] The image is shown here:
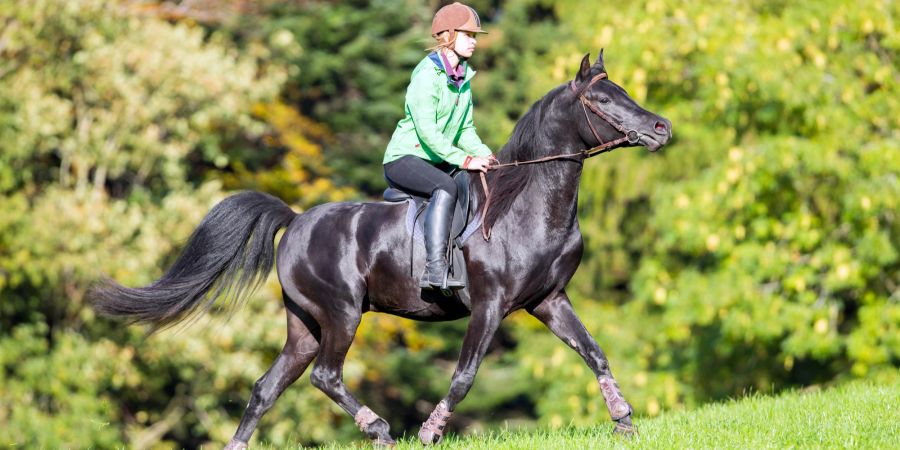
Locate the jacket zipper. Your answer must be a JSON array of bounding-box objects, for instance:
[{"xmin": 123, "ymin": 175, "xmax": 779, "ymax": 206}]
[{"xmin": 442, "ymin": 85, "xmax": 462, "ymax": 133}]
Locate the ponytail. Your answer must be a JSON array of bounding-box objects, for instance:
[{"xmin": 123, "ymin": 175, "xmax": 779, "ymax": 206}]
[{"xmin": 426, "ymin": 30, "xmax": 457, "ymax": 52}]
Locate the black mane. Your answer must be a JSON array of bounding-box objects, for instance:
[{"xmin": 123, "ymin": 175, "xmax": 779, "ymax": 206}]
[{"xmin": 473, "ymin": 84, "xmax": 571, "ymax": 230}]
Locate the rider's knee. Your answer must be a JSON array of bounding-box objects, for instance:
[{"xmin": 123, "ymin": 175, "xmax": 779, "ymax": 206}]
[{"xmin": 433, "ymin": 181, "xmax": 457, "ymax": 199}]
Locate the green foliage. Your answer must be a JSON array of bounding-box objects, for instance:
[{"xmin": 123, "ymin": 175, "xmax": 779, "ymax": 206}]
[
  {"xmin": 2, "ymin": 0, "xmax": 899, "ymax": 447},
  {"xmin": 0, "ymin": 0, "xmax": 281, "ymax": 197},
  {"xmin": 0, "ymin": 0, "xmax": 299, "ymax": 447},
  {"xmin": 0, "ymin": 323, "xmax": 124, "ymax": 448},
  {"xmin": 221, "ymin": 0, "xmax": 439, "ymax": 193},
  {"xmin": 632, "ymin": 137, "xmax": 899, "ymax": 394}
]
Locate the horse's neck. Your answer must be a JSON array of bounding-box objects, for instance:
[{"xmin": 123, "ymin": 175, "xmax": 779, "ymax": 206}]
[
  {"xmin": 471, "ymin": 110, "xmax": 589, "ymax": 237},
  {"xmin": 525, "ymin": 161, "xmax": 584, "ymax": 231},
  {"xmin": 517, "ymin": 115, "xmax": 586, "ymax": 233},
  {"xmin": 470, "ymin": 158, "xmax": 584, "ymax": 237}
]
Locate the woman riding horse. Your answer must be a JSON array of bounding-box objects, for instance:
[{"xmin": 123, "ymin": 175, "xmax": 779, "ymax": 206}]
[
  {"xmin": 91, "ymin": 11, "xmax": 673, "ymax": 446},
  {"xmin": 383, "ymin": 2, "xmax": 495, "ymax": 289}
]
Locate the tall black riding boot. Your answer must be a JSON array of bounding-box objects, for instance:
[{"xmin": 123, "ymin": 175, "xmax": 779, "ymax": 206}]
[{"xmin": 420, "ymin": 189, "xmax": 456, "ymax": 289}]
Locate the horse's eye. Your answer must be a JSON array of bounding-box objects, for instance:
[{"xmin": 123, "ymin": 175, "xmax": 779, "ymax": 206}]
[{"xmin": 599, "ymin": 97, "xmax": 611, "ymax": 104}]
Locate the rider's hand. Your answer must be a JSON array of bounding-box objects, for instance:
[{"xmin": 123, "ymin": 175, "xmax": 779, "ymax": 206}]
[{"xmin": 463, "ymin": 156, "xmax": 492, "ymax": 173}]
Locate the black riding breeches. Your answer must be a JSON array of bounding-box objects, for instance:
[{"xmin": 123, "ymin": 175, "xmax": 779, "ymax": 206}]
[{"xmin": 383, "ymin": 155, "xmax": 457, "ymax": 198}]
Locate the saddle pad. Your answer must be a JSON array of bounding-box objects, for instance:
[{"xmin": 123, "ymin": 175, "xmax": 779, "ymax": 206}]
[{"xmin": 390, "ymin": 199, "xmax": 475, "ymax": 308}]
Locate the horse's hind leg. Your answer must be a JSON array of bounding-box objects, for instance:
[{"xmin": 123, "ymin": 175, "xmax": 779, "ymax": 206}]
[
  {"xmin": 308, "ymin": 310, "xmax": 395, "ymax": 445},
  {"xmin": 528, "ymin": 290, "xmax": 635, "ymax": 435},
  {"xmin": 225, "ymin": 294, "xmax": 320, "ymax": 450}
]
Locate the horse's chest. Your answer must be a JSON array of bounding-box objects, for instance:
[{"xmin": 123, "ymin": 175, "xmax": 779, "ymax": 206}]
[{"xmin": 516, "ymin": 231, "xmax": 583, "ymax": 277}]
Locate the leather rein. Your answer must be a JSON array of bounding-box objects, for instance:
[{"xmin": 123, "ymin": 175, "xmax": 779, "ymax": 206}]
[{"xmin": 478, "ymin": 72, "xmax": 641, "ymax": 240}]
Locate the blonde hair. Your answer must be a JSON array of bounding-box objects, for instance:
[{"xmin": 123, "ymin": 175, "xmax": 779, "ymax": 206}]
[{"xmin": 426, "ymin": 30, "xmax": 457, "ymax": 52}]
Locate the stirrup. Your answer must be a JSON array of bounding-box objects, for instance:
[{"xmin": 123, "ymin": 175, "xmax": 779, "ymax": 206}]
[
  {"xmin": 442, "ymin": 271, "xmax": 465, "ymax": 289},
  {"xmin": 419, "ymin": 272, "xmax": 444, "ymax": 289},
  {"xmin": 420, "ymin": 265, "xmax": 464, "ymax": 291}
]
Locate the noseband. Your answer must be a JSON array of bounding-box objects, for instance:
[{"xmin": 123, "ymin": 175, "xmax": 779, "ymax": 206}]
[{"xmin": 478, "ymin": 72, "xmax": 642, "ymax": 240}]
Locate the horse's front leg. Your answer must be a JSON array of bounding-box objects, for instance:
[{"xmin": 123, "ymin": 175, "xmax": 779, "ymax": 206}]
[
  {"xmin": 418, "ymin": 303, "xmax": 503, "ymax": 445},
  {"xmin": 528, "ymin": 290, "xmax": 636, "ymax": 435}
]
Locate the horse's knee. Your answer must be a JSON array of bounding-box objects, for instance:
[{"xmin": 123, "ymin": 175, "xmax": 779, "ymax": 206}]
[
  {"xmin": 309, "ymin": 366, "xmax": 339, "ymax": 393},
  {"xmin": 248, "ymin": 379, "xmax": 277, "ymax": 413}
]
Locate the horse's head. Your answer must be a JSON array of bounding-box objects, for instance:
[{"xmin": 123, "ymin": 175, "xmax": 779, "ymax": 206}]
[{"xmin": 569, "ymin": 50, "xmax": 672, "ymax": 152}]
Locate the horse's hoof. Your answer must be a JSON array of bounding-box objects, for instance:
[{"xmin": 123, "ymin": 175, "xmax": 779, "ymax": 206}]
[
  {"xmin": 418, "ymin": 427, "xmax": 443, "ymax": 446},
  {"xmin": 613, "ymin": 420, "xmax": 637, "ymax": 437},
  {"xmin": 224, "ymin": 439, "xmax": 249, "ymax": 450},
  {"xmin": 374, "ymin": 438, "xmax": 397, "ymax": 447}
]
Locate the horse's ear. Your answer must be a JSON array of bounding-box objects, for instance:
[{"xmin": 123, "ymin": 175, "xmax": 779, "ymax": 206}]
[
  {"xmin": 595, "ymin": 48, "xmax": 605, "ymax": 68},
  {"xmin": 576, "ymin": 53, "xmax": 592, "ymax": 82}
]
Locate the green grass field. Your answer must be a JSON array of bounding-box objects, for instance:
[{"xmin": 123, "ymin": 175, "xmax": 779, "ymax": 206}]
[{"xmin": 295, "ymin": 381, "xmax": 899, "ymax": 449}]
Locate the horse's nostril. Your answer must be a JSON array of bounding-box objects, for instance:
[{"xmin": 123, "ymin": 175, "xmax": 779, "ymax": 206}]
[{"xmin": 654, "ymin": 121, "xmax": 667, "ymax": 134}]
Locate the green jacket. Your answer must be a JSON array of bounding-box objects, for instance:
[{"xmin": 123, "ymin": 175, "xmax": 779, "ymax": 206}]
[{"xmin": 383, "ymin": 53, "xmax": 492, "ymax": 167}]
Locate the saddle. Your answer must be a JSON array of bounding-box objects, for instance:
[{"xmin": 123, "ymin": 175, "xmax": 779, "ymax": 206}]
[{"xmin": 383, "ymin": 171, "xmax": 477, "ymax": 305}]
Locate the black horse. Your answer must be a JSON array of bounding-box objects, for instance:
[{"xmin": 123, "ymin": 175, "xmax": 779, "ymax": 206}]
[{"xmin": 92, "ymin": 51, "xmax": 671, "ymax": 447}]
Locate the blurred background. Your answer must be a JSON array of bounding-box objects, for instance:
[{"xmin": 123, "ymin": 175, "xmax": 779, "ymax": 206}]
[{"xmin": 1, "ymin": 0, "xmax": 897, "ymax": 447}]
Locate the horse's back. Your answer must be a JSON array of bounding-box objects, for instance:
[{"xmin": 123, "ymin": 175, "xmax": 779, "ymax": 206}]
[
  {"xmin": 275, "ymin": 200, "xmax": 406, "ymax": 295},
  {"xmin": 276, "ymin": 199, "xmax": 469, "ymax": 321},
  {"xmin": 279, "ymin": 199, "xmax": 408, "ymax": 261}
]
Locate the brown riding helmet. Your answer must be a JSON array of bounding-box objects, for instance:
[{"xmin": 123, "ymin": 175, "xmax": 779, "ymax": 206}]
[{"xmin": 431, "ymin": 2, "xmax": 487, "ymax": 36}]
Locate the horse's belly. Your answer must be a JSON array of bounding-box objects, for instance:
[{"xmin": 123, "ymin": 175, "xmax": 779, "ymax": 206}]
[{"xmin": 365, "ymin": 255, "xmax": 471, "ymax": 321}]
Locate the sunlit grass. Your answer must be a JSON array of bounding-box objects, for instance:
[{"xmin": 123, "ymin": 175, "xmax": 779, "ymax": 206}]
[{"xmin": 272, "ymin": 381, "xmax": 899, "ymax": 449}]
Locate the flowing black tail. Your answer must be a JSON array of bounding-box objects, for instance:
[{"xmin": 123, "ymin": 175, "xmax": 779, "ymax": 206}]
[{"xmin": 90, "ymin": 191, "xmax": 297, "ymax": 330}]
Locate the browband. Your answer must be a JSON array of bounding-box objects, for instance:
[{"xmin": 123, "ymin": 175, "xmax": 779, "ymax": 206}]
[{"xmin": 570, "ymin": 72, "xmax": 608, "ymax": 97}]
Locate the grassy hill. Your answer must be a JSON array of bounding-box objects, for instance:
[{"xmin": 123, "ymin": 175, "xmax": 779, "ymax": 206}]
[{"xmin": 294, "ymin": 380, "xmax": 899, "ymax": 449}]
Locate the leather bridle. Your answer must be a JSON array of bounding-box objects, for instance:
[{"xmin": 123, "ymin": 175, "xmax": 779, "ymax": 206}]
[
  {"xmin": 570, "ymin": 72, "xmax": 642, "ymax": 152},
  {"xmin": 478, "ymin": 72, "xmax": 642, "ymax": 240}
]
